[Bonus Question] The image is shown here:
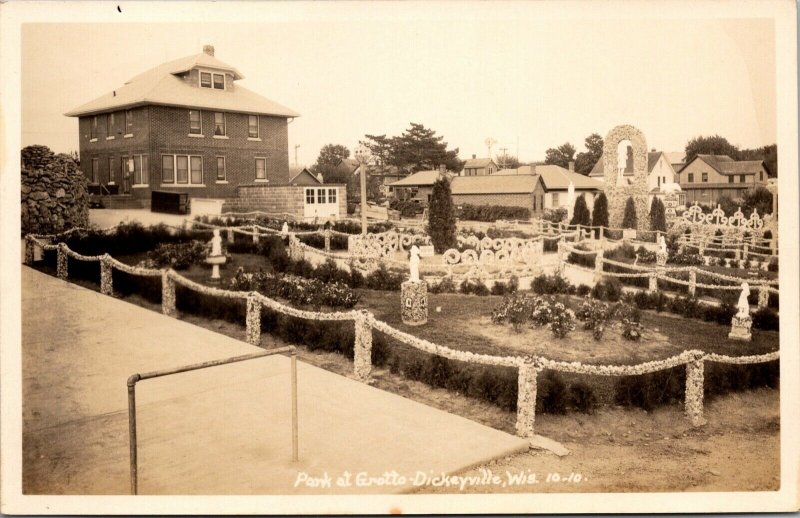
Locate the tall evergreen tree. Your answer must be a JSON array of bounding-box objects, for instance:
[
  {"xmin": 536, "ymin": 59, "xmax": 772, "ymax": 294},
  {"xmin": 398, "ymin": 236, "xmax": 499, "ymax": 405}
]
[
  {"xmin": 649, "ymin": 197, "xmax": 667, "ymax": 232},
  {"xmin": 591, "ymin": 192, "xmax": 609, "ymax": 228},
  {"xmin": 570, "ymin": 194, "xmax": 591, "ymax": 227},
  {"xmin": 426, "ymin": 177, "xmax": 457, "ymax": 253},
  {"xmin": 622, "ymin": 196, "xmax": 638, "ymax": 229}
]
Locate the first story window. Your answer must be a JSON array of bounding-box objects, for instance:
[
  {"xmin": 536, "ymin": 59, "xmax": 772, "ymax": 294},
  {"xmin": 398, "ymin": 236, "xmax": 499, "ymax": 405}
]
[
  {"xmin": 91, "ymin": 158, "xmax": 99, "ymax": 183},
  {"xmin": 317, "ymin": 188, "xmax": 326, "ymax": 204},
  {"xmin": 305, "ymin": 188, "xmax": 315, "ymax": 204},
  {"xmin": 216, "ymin": 156, "xmax": 226, "ymax": 180},
  {"xmin": 729, "ymin": 176, "xmax": 734, "ymax": 183},
  {"xmin": 701, "ymin": 189, "xmax": 708, "ymax": 197},
  {"xmin": 740, "ymin": 174, "xmax": 746, "ymax": 183},
  {"xmin": 327, "ymin": 188, "xmax": 337, "ymax": 203},
  {"xmin": 161, "ymin": 154, "xmax": 204, "ymax": 185},
  {"xmin": 255, "ymin": 158, "xmax": 266, "ymax": 180},
  {"xmin": 108, "ymin": 157, "xmax": 117, "ymax": 183},
  {"xmin": 552, "ymin": 193, "xmax": 559, "ymax": 207},
  {"xmin": 131, "ymin": 155, "xmax": 149, "ymax": 185}
]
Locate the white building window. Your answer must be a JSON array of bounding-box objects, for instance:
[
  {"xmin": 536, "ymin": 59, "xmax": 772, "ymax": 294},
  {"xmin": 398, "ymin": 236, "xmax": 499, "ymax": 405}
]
[
  {"xmin": 248, "ymin": 115, "xmax": 259, "ymax": 138},
  {"xmin": 189, "ymin": 110, "xmax": 202, "ymax": 135},
  {"xmin": 216, "ymin": 157, "xmax": 226, "ymax": 181},
  {"xmin": 133, "ymin": 155, "xmax": 149, "ymax": 185},
  {"xmin": 200, "ymin": 72, "xmax": 212, "ymax": 88},
  {"xmin": 317, "ymin": 188, "xmax": 326, "ymax": 204},
  {"xmin": 328, "ymin": 188, "xmax": 337, "ymax": 203},
  {"xmin": 214, "ymin": 112, "xmax": 226, "ymax": 136},
  {"xmin": 305, "ymin": 188, "xmax": 315, "ymax": 204},
  {"xmin": 162, "ymin": 155, "xmax": 202, "ymax": 185},
  {"xmin": 552, "ymin": 192, "xmax": 560, "ymax": 207}
]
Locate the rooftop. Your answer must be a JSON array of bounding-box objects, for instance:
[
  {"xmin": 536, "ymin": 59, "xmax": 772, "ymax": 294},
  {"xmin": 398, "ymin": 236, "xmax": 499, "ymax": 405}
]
[
  {"xmin": 450, "ymin": 174, "xmax": 539, "ymax": 195},
  {"xmin": 692, "ymin": 154, "xmax": 766, "ymax": 175},
  {"xmin": 65, "ymin": 49, "xmax": 299, "ymax": 118},
  {"xmin": 388, "ymin": 169, "xmax": 445, "ymax": 187},
  {"xmin": 536, "ymin": 164, "xmax": 604, "ymax": 190},
  {"xmin": 463, "ymin": 157, "xmax": 495, "ymax": 169}
]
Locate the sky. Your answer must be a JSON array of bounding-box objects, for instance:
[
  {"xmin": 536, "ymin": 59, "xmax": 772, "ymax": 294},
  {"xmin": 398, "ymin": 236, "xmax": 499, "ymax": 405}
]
[{"xmin": 21, "ymin": 15, "xmax": 776, "ymax": 167}]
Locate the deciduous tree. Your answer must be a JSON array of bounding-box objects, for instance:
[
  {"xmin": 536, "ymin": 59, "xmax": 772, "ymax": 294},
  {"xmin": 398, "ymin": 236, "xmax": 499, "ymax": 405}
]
[
  {"xmin": 544, "ymin": 142, "xmax": 576, "ymax": 169},
  {"xmin": 574, "ymin": 133, "xmax": 603, "ymax": 175},
  {"xmin": 684, "ymin": 135, "xmax": 741, "ymax": 164}
]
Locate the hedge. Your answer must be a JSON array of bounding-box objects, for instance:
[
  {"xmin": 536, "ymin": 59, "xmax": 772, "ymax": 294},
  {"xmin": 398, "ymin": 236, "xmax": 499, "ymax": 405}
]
[{"xmin": 457, "ymin": 204, "xmax": 531, "ymax": 222}]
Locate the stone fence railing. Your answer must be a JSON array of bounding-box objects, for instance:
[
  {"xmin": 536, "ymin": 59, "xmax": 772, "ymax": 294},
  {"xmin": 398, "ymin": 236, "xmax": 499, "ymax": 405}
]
[
  {"xmin": 24, "ymin": 234, "xmax": 779, "ymax": 438},
  {"xmin": 559, "ymin": 241, "xmax": 779, "ymax": 307}
]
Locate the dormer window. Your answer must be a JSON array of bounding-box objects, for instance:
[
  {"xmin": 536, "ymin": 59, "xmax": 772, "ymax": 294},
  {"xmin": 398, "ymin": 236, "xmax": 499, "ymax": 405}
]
[{"xmin": 199, "ymin": 70, "xmax": 225, "ymax": 90}]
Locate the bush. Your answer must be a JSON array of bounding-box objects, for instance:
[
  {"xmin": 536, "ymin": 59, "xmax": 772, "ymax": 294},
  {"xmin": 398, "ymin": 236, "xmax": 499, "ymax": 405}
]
[
  {"xmin": 591, "ymin": 192, "xmax": 609, "ymax": 230},
  {"xmin": 568, "ymin": 382, "xmax": 599, "ymax": 414},
  {"xmin": 547, "ymin": 300, "xmax": 576, "ymax": 338},
  {"xmin": 542, "ymin": 207, "xmax": 567, "ymax": 223},
  {"xmin": 537, "ymin": 371, "xmax": 568, "ymax": 414},
  {"xmin": 427, "ymin": 177, "xmax": 457, "ymax": 253},
  {"xmin": 622, "ymin": 197, "xmax": 638, "ymax": 229},
  {"xmin": 576, "ymin": 284, "xmax": 591, "ymax": 297},
  {"xmin": 229, "ymin": 267, "xmax": 360, "ymax": 309},
  {"xmin": 635, "ymin": 246, "xmax": 657, "ymax": 264},
  {"xmin": 364, "ymin": 263, "xmax": 404, "ymax": 291},
  {"xmin": 490, "ymin": 275, "xmax": 519, "ymax": 296},
  {"xmin": 459, "ymin": 278, "xmax": 490, "ymax": 296},
  {"xmin": 567, "ymin": 243, "xmax": 595, "ymax": 268},
  {"xmin": 430, "ymin": 276, "xmax": 457, "ymax": 294},
  {"xmin": 752, "ymin": 307, "xmax": 779, "ymax": 331},
  {"xmin": 649, "ymin": 197, "xmax": 667, "ymax": 232},
  {"xmin": 458, "ymin": 204, "xmax": 530, "ymax": 222},
  {"xmin": 569, "ymin": 194, "xmax": 591, "ymax": 227},
  {"xmin": 575, "ymin": 298, "xmax": 613, "ymax": 340},
  {"xmin": 531, "ymin": 273, "xmax": 575, "ymax": 295},
  {"xmin": 614, "ymin": 367, "xmax": 685, "ymax": 411},
  {"xmin": 591, "ymin": 278, "xmax": 623, "ymax": 302},
  {"xmin": 143, "ymin": 240, "xmax": 208, "ymax": 270}
]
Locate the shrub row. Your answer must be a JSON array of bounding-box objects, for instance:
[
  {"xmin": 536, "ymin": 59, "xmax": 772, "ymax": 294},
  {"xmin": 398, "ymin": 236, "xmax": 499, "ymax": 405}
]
[{"xmin": 457, "ymin": 204, "xmax": 531, "ymax": 222}]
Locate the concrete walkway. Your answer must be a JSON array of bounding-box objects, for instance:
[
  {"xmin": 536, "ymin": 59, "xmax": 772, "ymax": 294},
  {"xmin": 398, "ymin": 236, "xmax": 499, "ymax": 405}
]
[{"xmin": 22, "ymin": 268, "xmax": 529, "ymax": 495}]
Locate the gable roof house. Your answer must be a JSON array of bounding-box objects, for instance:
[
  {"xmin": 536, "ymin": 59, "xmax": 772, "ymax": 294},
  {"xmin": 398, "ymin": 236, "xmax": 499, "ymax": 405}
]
[
  {"xmin": 589, "ymin": 151, "xmax": 678, "ymax": 192},
  {"xmin": 64, "ymin": 45, "xmax": 336, "ymax": 217},
  {"xmin": 674, "ymin": 154, "xmax": 769, "ymax": 206},
  {"xmin": 460, "ymin": 156, "xmax": 498, "ymax": 176}
]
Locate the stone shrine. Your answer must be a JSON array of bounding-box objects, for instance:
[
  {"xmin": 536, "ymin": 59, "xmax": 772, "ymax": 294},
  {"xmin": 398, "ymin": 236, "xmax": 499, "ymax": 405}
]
[{"xmin": 602, "ymin": 125, "xmax": 650, "ymax": 232}]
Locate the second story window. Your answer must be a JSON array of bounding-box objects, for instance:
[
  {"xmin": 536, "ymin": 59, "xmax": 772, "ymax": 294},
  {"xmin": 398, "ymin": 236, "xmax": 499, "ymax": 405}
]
[
  {"xmin": 701, "ymin": 172, "xmax": 708, "ymax": 183},
  {"xmin": 200, "ymin": 71, "xmax": 225, "ymax": 90},
  {"xmin": 248, "ymin": 115, "xmax": 259, "ymax": 138},
  {"xmin": 189, "ymin": 110, "xmax": 202, "ymax": 135},
  {"xmin": 216, "ymin": 157, "xmax": 226, "ymax": 181},
  {"xmin": 106, "ymin": 113, "xmax": 115, "ymax": 138},
  {"xmin": 91, "ymin": 116, "xmax": 98, "ymax": 140},
  {"xmin": 213, "ymin": 73, "xmax": 224, "ymax": 89},
  {"xmin": 688, "ymin": 173, "xmax": 694, "ymax": 183},
  {"xmin": 729, "ymin": 176, "xmax": 734, "ymax": 184},
  {"xmin": 214, "ymin": 112, "xmax": 226, "ymax": 136},
  {"xmin": 200, "ymin": 72, "xmax": 212, "ymax": 88},
  {"xmin": 740, "ymin": 174, "xmax": 746, "ymax": 183},
  {"xmin": 125, "ymin": 110, "xmax": 134, "ymax": 135}
]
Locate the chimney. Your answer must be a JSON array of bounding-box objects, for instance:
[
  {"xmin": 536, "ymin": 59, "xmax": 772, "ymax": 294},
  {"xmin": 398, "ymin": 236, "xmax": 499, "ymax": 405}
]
[
  {"xmin": 203, "ymin": 45, "xmax": 215, "ymax": 57},
  {"xmin": 316, "ymin": 173, "xmax": 324, "ymax": 184},
  {"xmin": 472, "ymin": 154, "xmax": 476, "ymax": 159},
  {"xmin": 568, "ymin": 161, "xmax": 575, "ymax": 172}
]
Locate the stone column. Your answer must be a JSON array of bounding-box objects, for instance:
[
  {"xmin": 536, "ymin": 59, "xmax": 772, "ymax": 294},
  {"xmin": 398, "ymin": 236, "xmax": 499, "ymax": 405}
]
[
  {"xmin": 515, "ymin": 358, "xmax": 539, "ymax": 438},
  {"xmin": 56, "ymin": 243, "xmax": 68, "ymax": 280},
  {"xmin": 593, "ymin": 249, "xmax": 604, "ymax": 284},
  {"xmin": 685, "ymin": 354, "xmax": 707, "ymax": 427},
  {"xmin": 401, "ymin": 280, "xmax": 428, "ymax": 326},
  {"xmin": 161, "ymin": 270, "xmax": 176, "ymax": 316},
  {"xmin": 100, "ymin": 254, "xmax": 113, "ymax": 296},
  {"xmin": 354, "ymin": 310, "xmax": 373, "ymax": 382},
  {"xmin": 246, "ymin": 294, "xmax": 262, "ymax": 346}
]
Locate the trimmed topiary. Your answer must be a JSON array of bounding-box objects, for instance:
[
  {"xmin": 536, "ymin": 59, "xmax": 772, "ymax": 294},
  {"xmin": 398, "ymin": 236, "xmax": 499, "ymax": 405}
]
[{"xmin": 622, "ymin": 196, "xmax": 638, "ymax": 229}]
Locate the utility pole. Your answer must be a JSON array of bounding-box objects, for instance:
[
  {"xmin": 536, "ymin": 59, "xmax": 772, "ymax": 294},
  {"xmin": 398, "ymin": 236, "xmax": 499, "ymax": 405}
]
[
  {"xmin": 499, "ymin": 146, "xmax": 509, "ymax": 168},
  {"xmin": 294, "ymin": 145, "xmax": 301, "ymax": 168}
]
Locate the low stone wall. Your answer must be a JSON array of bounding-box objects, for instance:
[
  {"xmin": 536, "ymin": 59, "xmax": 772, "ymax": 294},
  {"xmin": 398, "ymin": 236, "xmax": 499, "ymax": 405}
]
[{"xmin": 21, "ymin": 145, "xmax": 89, "ymax": 235}]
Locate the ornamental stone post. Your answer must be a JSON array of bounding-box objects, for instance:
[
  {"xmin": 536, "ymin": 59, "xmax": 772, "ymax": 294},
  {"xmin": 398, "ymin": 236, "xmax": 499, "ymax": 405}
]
[
  {"xmin": 685, "ymin": 354, "xmax": 707, "ymax": 427},
  {"xmin": 742, "ymin": 243, "xmax": 749, "ymax": 260},
  {"xmin": 24, "ymin": 236, "xmax": 34, "ymax": 265},
  {"xmin": 56, "ymin": 243, "xmax": 68, "ymax": 280},
  {"xmin": 515, "ymin": 358, "xmax": 539, "ymax": 438},
  {"xmin": 594, "ymin": 249, "xmax": 604, "ymax": 284},
  {"xmin": 353, "ymin": 310, "xmax": 373, "ymax": 382},
  {"xmin": 758, "ymin": 286, "xmax": 769, "ymax": 309},
  {"xmin": 100, "ymin": 254, "xmax": 113, "ymax": 296},
  {"xmin": 227, "ymin": 228, "xmax": 234, "ymax": 244},
  {"xmin": 246, "ymin": 294, "xmax": 262, "ymax": 346},
  {"xmin": 688, "ymin": 269, "xmax": 696, "ymax": 297},
  {"xmin": 161, "ymin": 270, "xmax": 176, "ymax": 316},
  {"xmin": 324, "ymin": 228, "xmax": 331, "ymax": 252},
  {"xmin": 252, "ymin": 225, "xmax": 259, "ymax": 244},
  {"xmin": 648, "ymin": 272, "xmax": 658, "ymax": 293}
]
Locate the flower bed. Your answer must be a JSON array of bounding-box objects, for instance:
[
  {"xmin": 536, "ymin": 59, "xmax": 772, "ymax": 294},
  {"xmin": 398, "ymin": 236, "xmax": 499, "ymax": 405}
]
[{"xmin": 230, "ymin": 267, "xmax": 360, "ymax": 309}]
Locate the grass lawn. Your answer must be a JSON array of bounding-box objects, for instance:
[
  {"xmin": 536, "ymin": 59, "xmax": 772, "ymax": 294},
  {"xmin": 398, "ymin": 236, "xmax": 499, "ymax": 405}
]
[{"xmin": 357, "ymin": 290, "xmax": 778, "ymax": 365}]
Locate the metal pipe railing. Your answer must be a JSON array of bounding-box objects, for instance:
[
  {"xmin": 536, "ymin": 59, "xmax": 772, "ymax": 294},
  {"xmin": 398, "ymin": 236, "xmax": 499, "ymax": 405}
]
[{"xmin": 126, "ymin": 346, "xmax": 298, "ymax": 495}]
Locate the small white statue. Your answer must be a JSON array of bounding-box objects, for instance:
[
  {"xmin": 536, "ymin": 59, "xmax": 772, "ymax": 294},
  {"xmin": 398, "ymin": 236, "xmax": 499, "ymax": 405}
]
[
  {"xmin": 281, "ymin": 222, "xmax": 289, "ymax": 236},
  {"xmin": 659, "ymin": 234, "xmax": 667, "ymax": 255},
  {"xmin": 409, "ymin": 245, "xmax": 421, "ymax": 283},
  {"xmin": 736, "ymin": 282, "xmax": 751, "ymax": 317},
  {"xmin": 210, "ymin": 228, "xmax": 223, "ymax": 257}
]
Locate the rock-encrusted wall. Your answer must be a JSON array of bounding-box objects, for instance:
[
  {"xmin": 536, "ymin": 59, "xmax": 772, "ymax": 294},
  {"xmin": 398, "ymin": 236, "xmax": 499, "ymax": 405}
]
[
  {"xmin": 602, "ymin": 125, "xmax": 649, "ymax": 232},
  {"xmin": 21, "ymin": 145, "xmax": 89, "ymax": 235}
]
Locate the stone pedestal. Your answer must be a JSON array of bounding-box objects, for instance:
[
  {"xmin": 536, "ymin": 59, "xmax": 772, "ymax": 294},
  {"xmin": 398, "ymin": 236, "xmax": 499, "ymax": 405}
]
[
  {"xmin": 655, "ymin": 251, "xmax": 668, "ymax": 267},
  {"xmin": 206, "ymin": 254, "xmax": 226, "ymax": 282},
  {"xmin": 401, "ymin": 280, "xmax": 428, "ymax": 326},
  {"xmin": 728, "ymin": 315, "xmax": 753, "ymax": 341}
]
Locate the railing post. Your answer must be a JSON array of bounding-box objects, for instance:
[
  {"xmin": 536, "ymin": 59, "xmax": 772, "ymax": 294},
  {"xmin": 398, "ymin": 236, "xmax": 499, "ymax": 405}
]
[
  {"xmin": 252, "ymin": 225, "xmax": 259, "ymax": 244},
  {"xmin": 100, "ymin": 254, "xmax": 113, "ymax": 296},
  {"xmin": 127, "ymin": 374, "xmax": 140, "ymax": 495},
  {"xmin": 161, "ymin": 270, "xmax": 176, "ymax": 316},
  {"xmin": 227, "ymin": 227, "xmax": 234, "ymax": 244},
  {"xmin": 515, "ymin": 357, "xmax": 539, "ymax": 438},
  {"xmin": 594, "ymin": 249, "xmax": 604, "ymax": 284},
  {"xmin": 353, "ymin": 310, "xmax": 373, "ymax": 382},
  {"xmin": 56, "ymin": 243, "xmax": 68, "ymax": 280},
  {"xmin": 685, "ymin": 353, "xmax": 707, "ymax": 427},
  {"xmin": 758, "ymin": 286, "xmax": 769, "ymax": 309},
  {"xmin": 23, "ymin": 236, "xmax": 35, "ymax": 265},
  {"xmin": 688, "ymin": 269, "xmax": 696, "ymax": 297},
  {"xmin": 246, "ymin": 293, "xmax": 262, "ymax": 346},
  {"xmin": 324, "ymin": 228, "xmax": 331, "ymax": 253},
  {"xmin": 556, "ymin": 238, "xmax": 565, "ymax": 275},
  {"xmin": 648, "ymin": 272, "xmax": 658, "ymax": 293}
]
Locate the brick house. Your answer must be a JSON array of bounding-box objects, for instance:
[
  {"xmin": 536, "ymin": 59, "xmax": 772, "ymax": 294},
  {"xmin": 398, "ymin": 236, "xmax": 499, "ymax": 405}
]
[
  {"xmin": 64, "ymin": 45, "xmax": 344, "ymax": 220},
  {"xmin": 674, "ymin": 154, "xmax": 769, "ymax": 205}
]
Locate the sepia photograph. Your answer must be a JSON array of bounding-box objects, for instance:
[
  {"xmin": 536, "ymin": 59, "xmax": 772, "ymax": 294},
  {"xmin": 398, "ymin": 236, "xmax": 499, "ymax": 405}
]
[{"xmin": 1, "ymin": 0, "xmax": 798, "ymax": 514}]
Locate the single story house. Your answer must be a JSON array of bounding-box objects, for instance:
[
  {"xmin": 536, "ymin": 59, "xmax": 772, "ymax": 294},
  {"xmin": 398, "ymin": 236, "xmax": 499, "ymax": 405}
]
[
  {"xmin": 387, "ymin": 168, "xmax": 452, "ymax": 204},
  {"xmin": 450, "ymin": 175, "xmax": 541, "ymax": 212},
  {"xmin": 674, "ymin": 154, "xmax": 769, "ymax": 205},
  {"xmin": 536, "ymin": 165, "xmax": 604, "ymax": 216}
]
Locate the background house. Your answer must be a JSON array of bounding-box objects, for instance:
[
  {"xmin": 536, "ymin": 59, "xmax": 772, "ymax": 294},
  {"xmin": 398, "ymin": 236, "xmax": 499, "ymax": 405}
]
[
  {"xmin": 387, "ymin": 167, "xmax": 452, "ymax": 204},
  {"xmin": 590, "ymin": 150, "xmax": 683, "ymax": 207},
  {"xmin": 450, "ymin": 175, "xmax": 542, "ymax": 213},
  {"xmin": 674, "ymin": 154, "xmax": 769, "ymax": 205},
  {"xmin": 460, "ymin": 156, "xmax": 497, "ymax": 176},
  {"xmin": 536, "ymin": 164, "xmax": 604, "ymax": 214}
]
